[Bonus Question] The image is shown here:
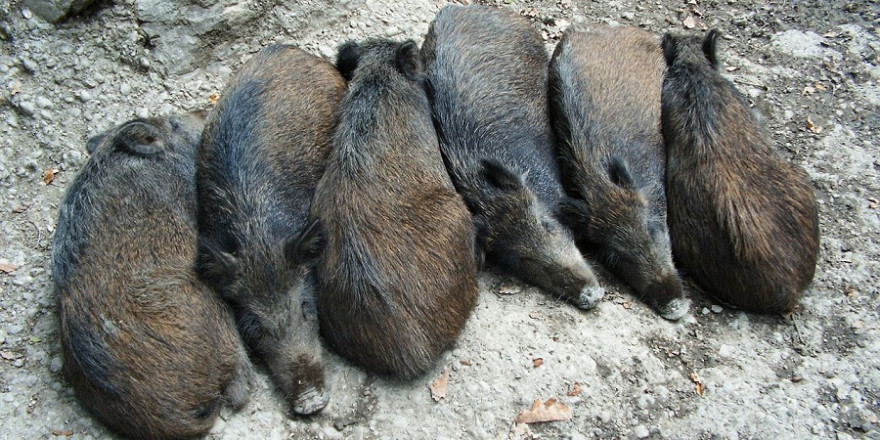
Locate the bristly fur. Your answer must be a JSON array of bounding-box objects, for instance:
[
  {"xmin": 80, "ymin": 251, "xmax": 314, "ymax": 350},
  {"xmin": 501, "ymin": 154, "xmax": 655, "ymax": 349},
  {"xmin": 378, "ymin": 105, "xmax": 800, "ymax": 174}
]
[
  {"xmin": 548, "ymin": 23, "xmax": 686, "ymax": 319},
  {"xmin": 661, "ymin": 30, "xmax": 820, "ymax": 313},
  {"xmin": 303, "ymin": 38, "xmax": 479, "ymax": 378},
  {"xmin": 53, "ymin": 116, "xmax": 253, "ymax": 439},
  {"xmin": 421, "ymin": 5, "xmax": 602, "ymax": 310},
  {"xmin": 196, "ymin": 44, "xmax": 346, "ymax": 414}
]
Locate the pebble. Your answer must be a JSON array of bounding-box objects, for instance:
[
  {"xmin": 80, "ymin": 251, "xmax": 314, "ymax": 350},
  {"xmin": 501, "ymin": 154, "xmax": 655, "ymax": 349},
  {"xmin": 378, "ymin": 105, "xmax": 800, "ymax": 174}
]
[
  {"xmin": 49, "ymin": 356, "xmax": 63, "ymax": 374},
  {"xmin": 20, "ymin": 57, "xmax": 37, "ymax": 72},
  {"xmin": 18, "ymin": 100, "xmax": 36, "ymax": 116},
  {"xmin": 35, "ymin": 96, "xmax": 52, "ymax": 108},
  {"xmin": 702, "ymin": 307, "xmax": 710, "ymax": 315},
  {"xmin": 621, "ymin": 11, "xmax": 635, "ymax": 20},
  {"xmin": 135, "ymin": 107, "xmax": 149, "ymax": 119},
  {"xmin": 13, "ymin": 358, "xmax": 24, "ymax": 367},
  {"xmin": 78, "ymin": 90, "xmax": 92, "ymax": 102},
  {"xmin": 385, "ymin": 26, "xmax": 399, "ymax": 36},
  {"xmin": 632, "ymin": 424, "xmax": 650, "ymax": 439},
  {"xmin": 7, "ymin": 323, "xmax": 23, "ymax": 335},
  {"xmin": 711, "ymin": 305, "xmax": 723, "ymax": 313}
]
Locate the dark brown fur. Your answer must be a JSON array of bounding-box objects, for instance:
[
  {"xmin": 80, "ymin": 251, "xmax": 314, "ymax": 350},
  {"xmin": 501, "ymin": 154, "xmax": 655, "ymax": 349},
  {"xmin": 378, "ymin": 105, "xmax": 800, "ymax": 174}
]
[
  {"xmin": 53, "ymin": 116, "xmax": 252, "ymax": 440},
  {"xmin": 196, "ymin": 45, "xmax": 345, "ymax": 414},
  {"xmin": 294, "ymin": 40, "xmax": 479, "ymax": 378},
  {"xmin": 421, "ymin": 5, "xmax": 604, "ymax": 310},
  {"xmin": 550, "ymin": 24, "xmax": 688, "ymax": 320},
  {"xmin": 661, "ymin": 30, "xmax": 820, "ymax": 313}
]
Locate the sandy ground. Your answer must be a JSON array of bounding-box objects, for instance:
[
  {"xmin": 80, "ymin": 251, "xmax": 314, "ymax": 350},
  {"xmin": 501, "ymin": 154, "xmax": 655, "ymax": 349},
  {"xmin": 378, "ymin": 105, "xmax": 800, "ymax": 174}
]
[{"xmin": 0, "ymin": 0, "xmax": 878, "ymax": 439}]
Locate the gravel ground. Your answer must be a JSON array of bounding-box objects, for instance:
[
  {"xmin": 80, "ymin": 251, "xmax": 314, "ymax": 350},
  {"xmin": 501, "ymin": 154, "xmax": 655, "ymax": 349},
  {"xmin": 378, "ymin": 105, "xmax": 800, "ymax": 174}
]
[{"xmin": 0, "ymin": 0, "xmax": 878, "ymax": 439}]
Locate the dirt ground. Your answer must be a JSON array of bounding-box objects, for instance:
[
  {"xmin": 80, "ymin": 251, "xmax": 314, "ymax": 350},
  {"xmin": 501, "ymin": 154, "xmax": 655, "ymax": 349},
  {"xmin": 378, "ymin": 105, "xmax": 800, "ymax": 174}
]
[{"xmin": 0, "ymin": 0, "xmax": 878, "ymax": 439}]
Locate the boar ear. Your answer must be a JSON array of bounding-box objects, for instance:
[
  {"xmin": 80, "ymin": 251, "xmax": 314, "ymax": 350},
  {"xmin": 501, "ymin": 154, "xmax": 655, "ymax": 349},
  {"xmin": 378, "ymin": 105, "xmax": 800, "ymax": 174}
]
[
  {"xmin": 471, "ymin": 216, "xmax": 489, "ymax": 269},
  {"xmin": 481, "ymin": 159, "xmax": 523, "ymax": 192},
  {"xmin": 287, "ymin": 219, "xmax": 326, "ymax": 265},
  {"xmin": 336, "ymin": 41, "xmax": 361, "ymax": 82},
  {"xmin": 608, "ymin": 157, "xmax": 637, "ymax": 190},
  {"xmin": 396, "ymin": 40, "xmax": 423, "ymax": 79},
  {"xmin": 703, "ymin": 29, "xmax": 720, "ymax": 69},
  {"xmin": 196, "ymin": 237, "xmax": 238, "ymax": 292},
  {"xmin": 86, "ymin": 133, "xmax": 106, "ymax": 154},
  {"xmin": 557, "ymin": 196, "xmax": 591, "ymax": 231},
  {"xmin": 661, "ymin": 33, "xmax": 678, "ymax": 67},
  {"xmin": 114, "ymin": 120, "xmax": 165, "ymax": 156}
]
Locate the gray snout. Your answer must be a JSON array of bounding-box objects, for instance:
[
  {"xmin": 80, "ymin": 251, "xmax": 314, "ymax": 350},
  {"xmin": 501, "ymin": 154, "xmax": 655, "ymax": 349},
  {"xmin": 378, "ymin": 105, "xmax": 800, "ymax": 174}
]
[
  {"xmin": 292, "ymin": 386, "xmax": 330, "ymax": 415},
  {"xmin": 575, "ymin": 286, "xmax": 606, "ymax": 310}
]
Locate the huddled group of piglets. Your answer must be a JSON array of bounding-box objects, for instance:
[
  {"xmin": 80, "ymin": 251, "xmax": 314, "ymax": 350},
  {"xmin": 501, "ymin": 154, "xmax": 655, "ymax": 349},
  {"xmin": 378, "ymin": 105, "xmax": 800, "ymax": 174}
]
[{"xmin": 51, "ymin": 5, "xmax": 819, "ymax": 439}]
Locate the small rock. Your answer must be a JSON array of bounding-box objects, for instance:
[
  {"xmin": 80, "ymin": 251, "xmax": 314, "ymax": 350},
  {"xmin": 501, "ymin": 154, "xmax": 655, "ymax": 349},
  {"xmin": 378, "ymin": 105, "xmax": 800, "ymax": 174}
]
[
  {"xmin": 139, "ymin": 57, "xmax": 150, "ymax": 69},
  {"xmin": 77, "ymin": 90, "xmax": 92, "ymax": 102},
  {"xmin": 18, "ymin": 101, "xmax": 36, "ymax": 116},
  {"xmin": 20, "ymin": 57, "xmax": 37, "ymax": 73},
  {"xmin": 710, "ymin": 305, "xmax": 723, "ymax": 313},
  {"xmin": 13, "ymin": 358, "xmax": 24, "ymax": 368},
  {"xmin": 633, "ymin": 424, "xmax": 650, "ymax": 439},
  {"xmin": 701, "ymin": 307, "xmax": 710, "ymax": 315},
  {"xmin": 135, "ymin": 107, "xmax": 149, "ymax": 119},
  {"xmin": 49, "ymin": 356, "xmax": 63, "ymax": 374},
  {"xmin": 385, "ymin": 26, "xmax": 399, "ymax": 37},
  {"xmin": 621, "ymin": 11, "xmax": 634, "ymax": 20},
  {"xmin": 35, "ymin": 96, "xmax": 53, "ymax": 109},
  {"xmin": 7, "ymin": 323, "xmax": 23, "ymax": 335}
]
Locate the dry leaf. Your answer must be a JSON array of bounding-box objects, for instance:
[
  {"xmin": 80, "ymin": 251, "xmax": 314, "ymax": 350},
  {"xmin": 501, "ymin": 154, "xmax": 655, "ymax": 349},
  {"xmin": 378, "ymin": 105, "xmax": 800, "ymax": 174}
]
[
  {"xmin": 51, "ymin": 430, "xmax": 74, "ymax": 437},
  {"xmin": 567, "ymin": 382, "xmax": 582, "ymax": 397},
  {"xmin": 805, "ymin": 117, "xmax": 823, "ymax": 134},
  {"xmin": 867, "ymin": 197, "xmax": 878, "ymax": 209},
  {"xmin": 689, "ymin": 372, "xmax": 704, "ymax": 396},
  {"xmin": 459, "ymin": 360, "xmax": 471, "ymax": 366},
  {"xmin": 430, "ymin": 369, "xmax": 449, "ymax": 402},
  {"xmin": 207, "ymin": 93, "xmax": 220, "ymax": 105},
  {"xmin": 532, "ymin": 358, "xmax": 544, "ymax": 368},
  {"xmin": 43, "ymin": 168, "xmax": 60, "ymax": 185},
  {"xmin": 823, "ymin": 31, "xmax": 838, "ymax": 38},
  {"xmin": 515, "ymin": 398, "xmax": 572, "ymax": 424},
  {"xmin": 682, "ymin": 15, "xmax": 697, "ymax": 29},
  {"xmin": 528, "ymin": 312, "xmax": 540, "ymax": 319},
  {"xmin": 0, "ymin": 350, "xmax": 19, "ymax": 360},
  {"xmin": 815, "ymin": 82, "xmax": 827, "ymax": 91},
  {"xmin": 0, "ymin": 263, "xmax": 17, "ymax": 274},
  {"xmin": 622, "ymin": 301, "xmax": 632, "ymax": 310}
]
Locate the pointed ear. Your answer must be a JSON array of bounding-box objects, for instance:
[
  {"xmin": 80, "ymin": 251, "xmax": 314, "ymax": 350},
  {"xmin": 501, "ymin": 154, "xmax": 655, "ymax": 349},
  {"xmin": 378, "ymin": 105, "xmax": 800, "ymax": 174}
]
[
  {"xmin": 557, "ymin": 196, "xmax": 591, "ymax": 232},
  {"xmin": 661, "ymin": 33, "xmax": 678, "ymax": 67},
  {"xmin": 396, "ymin": 40, "xmax": 423, "ymax": 80},
  {"xmin": 286, "ymin": 219, "xmax": 326, "ymax": 265},
  {"xmin": 86, "ymin": 133, "xmax": 106, "ymax": 154},
  {"xmin": 196, "ymin": 237, "xmax": 237, "ymax": 292},
  {"xmin": 608, "ymin": 157, "xmax": 637, "ymax": 190},
  {"xmin": 703, "ymin": 29, "xmax": 720, "ymax": 69},
  {"xmin": 336, "ymin": 41, "xmax": 361, "ymax": 82},
  {"xmin": 471, "ymin": 216, "xmax": 488, "ymax": 269},
  {"xmin": 114, "ymin": 120, "xmax": 165, "ymax": 156},
  {"xmin": 481, "ymin": 159, "xmax": 523, "ymax": 192}
]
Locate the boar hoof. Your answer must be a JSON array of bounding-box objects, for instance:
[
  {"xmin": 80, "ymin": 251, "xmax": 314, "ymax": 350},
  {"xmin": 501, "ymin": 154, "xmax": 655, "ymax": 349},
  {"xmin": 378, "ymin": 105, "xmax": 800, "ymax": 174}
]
[
  {"xmin": 292, "ymin": 387, "xmax": 329, "ymax": 415},
  {"xmin": 574, "ymin": 286, "xmax": 605, "ymax": 310},
  {"xmin": 659, "ymin": 297, "xmax": 691, "ymax": 321}
]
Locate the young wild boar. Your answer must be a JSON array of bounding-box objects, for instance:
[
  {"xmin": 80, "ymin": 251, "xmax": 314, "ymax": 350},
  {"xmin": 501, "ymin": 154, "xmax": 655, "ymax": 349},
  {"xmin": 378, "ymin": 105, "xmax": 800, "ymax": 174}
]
[
  {"xmin": 549, "ymin": 24, "xmax": 689, "ymax": 320},
  {"xmin": 421, "ymin": 5, "xmax": 604, "ymax": 310},
  {"xmin": 196, "ymin": 45, "xmax": 345, "ymax": 414},
  {"xmin": 53, "ymin": 115, "xmax": 252, "ymax": 440},
  {"xmin": 660, "ymin": 30, "xmax": 820, "ymax": 313},
  {"xmin": 291, "ymin": 39, "xmax": 479, "ymax": 378}
]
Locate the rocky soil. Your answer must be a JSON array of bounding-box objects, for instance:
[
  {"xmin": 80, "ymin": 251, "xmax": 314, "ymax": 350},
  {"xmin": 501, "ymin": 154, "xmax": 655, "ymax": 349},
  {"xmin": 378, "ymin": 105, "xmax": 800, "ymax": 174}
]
[{"xmin": 0, "ymin": 0, "xmax": 878, "ymax": 439}]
